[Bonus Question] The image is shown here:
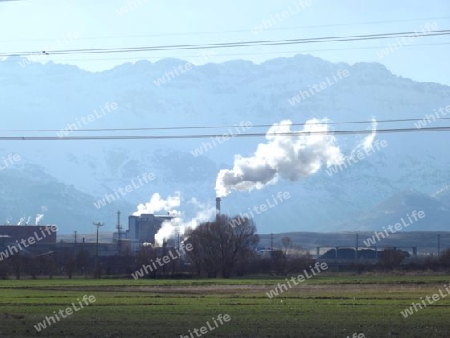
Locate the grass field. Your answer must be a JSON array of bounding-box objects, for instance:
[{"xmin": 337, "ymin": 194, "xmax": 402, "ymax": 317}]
[{"xmin": 1, "ymin": 274, "xmax": 450, "ymax": 337}]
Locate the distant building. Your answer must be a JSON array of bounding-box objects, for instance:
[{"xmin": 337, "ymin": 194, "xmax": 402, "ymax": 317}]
[
  {"xmin": 0, "ymin": 225, "xmax": 57, "ymax": 245},
  {"xmin": 113, "ymin": 214, "xmax": 174, "ymax": 253},
  {"xmin": 0, "ymin": 225, "xmax": 57, "ymax": 257}
]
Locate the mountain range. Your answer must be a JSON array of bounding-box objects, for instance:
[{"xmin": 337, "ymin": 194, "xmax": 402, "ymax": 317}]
[{"xmin": 0, "ymin": 54, "xmax": 449, "ymax": 234}]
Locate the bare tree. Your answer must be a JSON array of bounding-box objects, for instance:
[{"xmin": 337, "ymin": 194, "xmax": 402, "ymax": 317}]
[
  {"xmin": 379, "ymin": 249, "xmax": 406, "ymax": 270},
  {"xmin": 439, "ymin": 248, "xmax": 450, "ymax": 268},
  {"xmin": 281, "ymin": 236, "xmax": 292, "ymax": 256},
  {"xmin": 185, "ymin": 215, "xmax": 259, "ymax": 278},
  {"xmin": 271, "ymin": 250, "xmax": 287, "ymax": 275}
]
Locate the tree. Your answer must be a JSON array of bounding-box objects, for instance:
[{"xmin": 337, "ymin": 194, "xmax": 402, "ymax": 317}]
[
  {"xmin": 41, "ymin": 254, "xmax": 56, "ymax": 279},
  {"xmin": 271, "ymin": 250, "xmax": 287, "ymax": 275},
  {"xmin": 439, "ymin": 248, "xmax": 450, "ymax": 268},
  {"xmin": 76, "ymin": 249, "xmax": 90, "ymax": 277},
  {"xmin": 11, "ymin": 254, "xmax": 21, "ymax": 280},
  {"xmin": 379, "ymin": 249, "xmax": 406, "ymax": 269},
  {"xmin": 0, "ymin": 259, "xmax": 8, "ymax": 279},
  {"xmin": 65, "ymin": 255, "xmax": 76, "ymax": 279},
  {"xmin": 281, "ymin": 236, "xmax": 292, "ymax": 256},
  {"xmin": 185, "ymin": 215, "xmax": 259, "ymax": 278}
]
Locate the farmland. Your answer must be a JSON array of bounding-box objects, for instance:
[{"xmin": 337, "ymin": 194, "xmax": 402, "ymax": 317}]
[{"xmin": 1, "ymin": 275, "xmax": 450, "ymax": 337}]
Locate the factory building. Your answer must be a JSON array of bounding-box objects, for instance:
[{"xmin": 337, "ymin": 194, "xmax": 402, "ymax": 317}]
[
  {"xmin": 113, "ymin": 213, "xmax": 174, "ymax": 253},
  {"xmin": 0, "ymin": 224, "xmax": 57, "ymax": 257},
  {"xmin": 0, "ymin": 225, "xmax": 57, "ymax": 245}
]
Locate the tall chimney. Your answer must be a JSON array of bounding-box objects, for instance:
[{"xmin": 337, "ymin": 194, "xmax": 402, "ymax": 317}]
[{"xmin": 215, "ymin": 197, "xmax": 221, "ymax": 223}]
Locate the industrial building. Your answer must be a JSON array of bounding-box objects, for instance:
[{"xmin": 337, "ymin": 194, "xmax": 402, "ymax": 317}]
[
  {"xmin": 0, "ymin": 225, "xmax": 57, "ymax": 245},
  {"xmin": 0, "ymin": 224, "xmax": 57, "ymax": 257},
  {"xmin": 113, "ymin": 213, "xmax": 174, "ymax": 253}
]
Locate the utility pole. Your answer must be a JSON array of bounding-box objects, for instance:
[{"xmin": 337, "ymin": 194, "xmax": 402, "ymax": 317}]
[
  {"xmin": 355, "ymin": 232, "xmax": 359, "ymax": 260},
  {"xmin": 270, "ymin": 233, "xmax": 274, "ymax": 251},
  {"xmin": 73, "ymin": 231, "xmax": 77, "ymax": 256},
  {"xmin": 438, "ymin": 233, "xmax": 441, "ymax": 258},
  {"xmin": 117, "ymin": 211, "xmax": 121, "ymax": 256},
  {"xmin": 93, "ymin": 221, "xmax": 104, "ymax": 278}
]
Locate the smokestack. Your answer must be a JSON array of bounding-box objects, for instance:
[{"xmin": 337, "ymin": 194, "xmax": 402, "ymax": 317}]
[{"xmin": 215, "ymin": 197, "xmax": 221, "ymax": 223}]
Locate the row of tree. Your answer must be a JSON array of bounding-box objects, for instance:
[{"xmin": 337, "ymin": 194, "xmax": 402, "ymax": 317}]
[{"xmin": 2, "ymin": 216, "xmax": 450, "ymax": 279}]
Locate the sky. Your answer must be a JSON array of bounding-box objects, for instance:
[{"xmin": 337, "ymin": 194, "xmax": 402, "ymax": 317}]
[{"xmin": 0, "ymin": 0, "xmax": 449, "ymax": 84}]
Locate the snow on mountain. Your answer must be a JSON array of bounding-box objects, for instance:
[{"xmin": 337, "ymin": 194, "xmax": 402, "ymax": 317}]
[{"xmin": 0, "ymin": 54, "xmax": 449, "ymax": 234}]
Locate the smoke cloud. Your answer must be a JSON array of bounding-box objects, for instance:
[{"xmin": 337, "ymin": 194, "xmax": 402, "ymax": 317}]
[
  {"xmin": 35, "ymin": 214, "xmax": 44, "ymax": 225},
  {"xmin": 132, "ymin": 192, "xmax": 215, "ymax": 246},
  {"xmin": 133, "ymin": 192, "xmax": 181, "ymax": 216},
  {"xmin": 215, "ymin": 118, "xmax": 377, "ymax": 197},
  {"xmin": 350, "ymin": 118, "xmax": 378, "ymax": 157},
  {"xmin": 155, "ymin": 198, "xmax": 215, "ymax": 246}
]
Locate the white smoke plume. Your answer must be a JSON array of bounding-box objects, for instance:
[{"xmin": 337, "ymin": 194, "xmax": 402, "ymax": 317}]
[
  {"xmin": 35, "ymin": 214, "xmax": 44, "ymax": 225},
  {"xmin": 349, "ymin": 118, "xmax": 378, "ymax": 158},
  {"xmin": 133, "ymin": 192, "xmax": 181, "ymax": 216},
  {"xmin": 132, "ymin": 192, "xmax": 214, "ymax": 245},
  {"xmin": 216, "ymin": 119, "xmax": 342, "ymax": 197},
  {"xmin": 215, "ymin": 118, "xmax": 377, "ymax": 197},
  {"xmin": 154, "ymin": 198, "xmax": 215, "ymax": 246}
]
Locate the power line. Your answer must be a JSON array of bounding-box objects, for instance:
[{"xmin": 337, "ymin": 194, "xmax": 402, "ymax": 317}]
[
  {"xmin": 2, "ymin": 16, "xmax": 449, "ymax": 43},
  {"xmin": 1, "ymin": 117, "xmax": 449, "ymax": 134},
  {"xmin": 1, "ymin": 126, "xmax": 450, "ymax": 141},
  {"xmin": 3, "ymin": 41, "xmax": 450, "ymax": 64},
  {"xmin": 1, "ymin": 29, "xmax": 449, "ymax": 57}
]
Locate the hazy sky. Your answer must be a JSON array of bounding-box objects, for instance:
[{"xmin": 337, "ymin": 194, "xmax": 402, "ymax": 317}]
[{"xmin": 1, "ymin": 0, "xmax": 449, "ymax": 84}]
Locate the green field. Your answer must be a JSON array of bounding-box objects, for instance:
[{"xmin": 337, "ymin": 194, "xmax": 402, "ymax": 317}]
[{"xmin": 1, "ymin": 275, "xmax": 450, "ymax": 337}]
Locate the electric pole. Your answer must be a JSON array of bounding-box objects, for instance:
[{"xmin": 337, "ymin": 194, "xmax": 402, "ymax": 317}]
[
  {"xmin": 93, "ymin": 221, "xmax": 104, "ymax": 278},
  {"xmin": 355, "ymin": 232, "xmax": 359, "ymax": 260},
  {"xmin": 438, "ymin": 233, "xmax": 441, "ymax": 258},
  {"xmin": 117, "ymin": 211, "xmax": 121, "ymax": 256}
]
